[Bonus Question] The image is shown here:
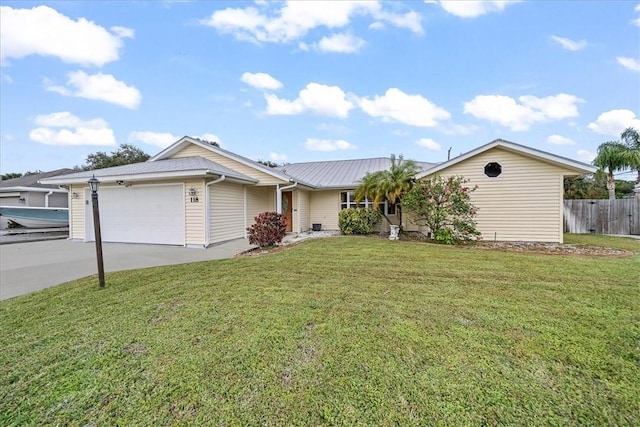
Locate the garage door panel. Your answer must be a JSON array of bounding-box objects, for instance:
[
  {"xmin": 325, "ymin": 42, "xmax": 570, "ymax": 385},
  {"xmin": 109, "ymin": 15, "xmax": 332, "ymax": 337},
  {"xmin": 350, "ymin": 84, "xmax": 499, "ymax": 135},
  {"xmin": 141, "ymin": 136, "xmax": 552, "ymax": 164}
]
[{"xmin": 86, "ymin": 185, "xmax": 184, "ymax": 245}]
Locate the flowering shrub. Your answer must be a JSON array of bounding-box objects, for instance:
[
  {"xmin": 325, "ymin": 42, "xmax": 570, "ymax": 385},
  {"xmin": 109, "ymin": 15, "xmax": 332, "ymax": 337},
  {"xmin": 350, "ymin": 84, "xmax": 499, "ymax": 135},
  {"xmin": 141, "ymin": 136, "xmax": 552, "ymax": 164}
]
[
  {"xmin": 402, "ymin": 175, "xmax": 480, "ymax": 244},
  {"xmin": 246, "ymin": 212, "xmax": 287, "ymax": 247},
  {"xmin": 338, "ymin": 208, "xmax": 381, "ymax": 235}
]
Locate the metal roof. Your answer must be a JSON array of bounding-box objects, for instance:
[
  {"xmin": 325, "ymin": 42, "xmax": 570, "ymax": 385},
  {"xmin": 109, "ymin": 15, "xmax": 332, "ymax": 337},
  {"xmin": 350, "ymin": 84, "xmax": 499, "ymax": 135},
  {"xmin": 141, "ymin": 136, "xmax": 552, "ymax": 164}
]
[
  {"xmin": 39, "ymin": 157, "xmax": 257, "ymax": 184},
  {"xmin": 0, "ymin": 168, "xmax": 76, "ymax": 190},
  {"xmin": 276, "ymin": 158, "xmax": 437, "ymax": 188}
]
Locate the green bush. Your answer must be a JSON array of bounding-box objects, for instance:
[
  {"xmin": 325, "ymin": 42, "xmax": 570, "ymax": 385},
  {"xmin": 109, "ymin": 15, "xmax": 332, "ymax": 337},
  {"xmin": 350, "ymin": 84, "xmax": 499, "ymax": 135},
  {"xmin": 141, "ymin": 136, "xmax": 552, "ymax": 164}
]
[
  {"xmin": 403, "ymin": 175, "xmax": 480, "ymax": 244},
  {"xmin": 338, "ymin": 208, "xmax": 381, "ymax": 235}
]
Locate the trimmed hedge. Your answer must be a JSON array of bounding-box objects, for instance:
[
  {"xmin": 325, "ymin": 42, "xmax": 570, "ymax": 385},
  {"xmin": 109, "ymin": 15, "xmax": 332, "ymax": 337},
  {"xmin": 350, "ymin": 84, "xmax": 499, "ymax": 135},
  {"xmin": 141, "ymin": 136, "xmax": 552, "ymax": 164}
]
[{"xmin": 338, "ymin": 208, "xmax": 381, "ymax": 235}]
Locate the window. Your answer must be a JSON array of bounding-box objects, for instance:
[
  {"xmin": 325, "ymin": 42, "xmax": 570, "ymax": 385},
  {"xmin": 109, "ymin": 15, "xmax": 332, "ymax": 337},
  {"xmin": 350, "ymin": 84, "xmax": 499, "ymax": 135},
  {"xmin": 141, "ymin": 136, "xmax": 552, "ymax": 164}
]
[
  {"xmin": 341, "ymin": 191, "xmax": 372, "ymax": 209},
  {"xmin": 340, "ymin": 191, "xmax": 395, "ymax": 215},
  {"xmin": 484, "ymin": 162, "xmax": 502, "ymax": 177}
]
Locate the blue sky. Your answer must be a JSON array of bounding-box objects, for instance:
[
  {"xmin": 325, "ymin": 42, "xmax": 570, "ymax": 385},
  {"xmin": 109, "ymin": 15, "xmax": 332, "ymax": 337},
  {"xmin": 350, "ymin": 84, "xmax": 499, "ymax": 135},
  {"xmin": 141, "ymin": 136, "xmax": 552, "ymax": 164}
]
[{"xmin": 1, "ymin": 1, "xmax": 639, "ymax": 178}]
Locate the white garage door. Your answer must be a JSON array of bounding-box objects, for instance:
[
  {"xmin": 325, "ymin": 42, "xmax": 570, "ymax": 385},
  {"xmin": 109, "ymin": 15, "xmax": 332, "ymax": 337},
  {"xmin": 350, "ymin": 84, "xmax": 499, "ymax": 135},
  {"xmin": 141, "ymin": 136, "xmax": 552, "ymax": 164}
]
[{"xmin": 85, "ymin": 184, "xmax": 185, "ymax": 245}]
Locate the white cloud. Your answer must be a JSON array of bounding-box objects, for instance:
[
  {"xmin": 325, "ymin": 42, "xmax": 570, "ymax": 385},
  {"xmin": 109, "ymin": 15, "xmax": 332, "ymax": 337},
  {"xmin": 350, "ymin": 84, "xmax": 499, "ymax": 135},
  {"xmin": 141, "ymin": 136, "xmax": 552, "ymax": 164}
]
[
  {"xmin": 547, "ymin": 134, "xmax": 575, "ymax": 145},
  {"xmin": 0, "ymin": 5, "xmax": 132, "ymax": 67},
  {"xmin": 265, "ymin": 83, "xmax": 354, "ymax": 118},
  {"xmin": 240, "ymin": 72, "xmax": 283, "ymax": 90},
  {"xmin": 110, "ymin": 26, "xmax": 135, "ymax": 39},
  {"xmin": 270, "ymin": 152, "xmax": 288, "ymax": 161},
  {"xmin": 577, "ymin": 149, "xmax": 595, "ymax": 162},
  {"xmin": 29, "ymin": 112, "xmax": 116, "ymax": 146},
  {"xmin": 415, "ymin": 138, "xmax": 441, "ymax": 150},
  {"xmin": 45, "ymin": 71, "xmax": 141, "ymax": 109},
  {"xmin": 202, "ymin": 1, "xmax": 422, "ymax": 45},
  {"xmin": 550, "ymin": 35, "xmax": 586, "ymax": 51},
  {"xmin": 316, "ymin": 33, "xmax": 365, "ymax": 53},
  {"xmin": 616, "ymin": 56, "xmax": 640, "ymax": 72},
  {"xmin": 587, "ymin": 109, "xmax": 640, "ymax": 136},
  {"xmin": 634, "ymin": 5, "xmax": 640, "ymax": 26},
  {"xmin": 358, "ymin": 88, "xmax": 451, "ymax": 128},
  {"xmin": 436, "ymin": 0, "xmax": 521, "ymax": 18},
  {"xmin": 305, "ymin": 138, "xmax": 356, "ymax": 151},
  {"xmin": 372, "ymin": 10, "xmax": 423, "ymax": 34},
  {"xmin": 463, "ymin": 93, "xmax": 582, "ymax": 131},
  {"xmin": 1, "ymin": 73, "xmax": 12, "ymax": 84},
  {"xmin": 128, "ymin": 131, "xmax": 179, "ymax": 148}
]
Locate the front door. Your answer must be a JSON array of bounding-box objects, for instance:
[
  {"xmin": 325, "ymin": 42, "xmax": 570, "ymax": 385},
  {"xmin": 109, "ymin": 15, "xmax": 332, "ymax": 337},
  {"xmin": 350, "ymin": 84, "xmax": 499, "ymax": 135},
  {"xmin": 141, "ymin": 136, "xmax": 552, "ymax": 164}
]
[{"xmin": 283, "ymin": 191, "xmax": 293, "ymax": 232}]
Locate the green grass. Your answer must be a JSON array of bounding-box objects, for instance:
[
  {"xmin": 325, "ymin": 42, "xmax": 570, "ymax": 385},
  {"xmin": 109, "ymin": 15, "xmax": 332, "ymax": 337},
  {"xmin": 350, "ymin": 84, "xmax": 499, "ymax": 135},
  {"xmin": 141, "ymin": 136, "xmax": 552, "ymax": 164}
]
[
  {"xmin": 1, "ymin": 235, "xmax": 639, "ymax": 425},
  {"xmin": 564, "ymin": 233, "xmax": 640, "ymax": 252}
]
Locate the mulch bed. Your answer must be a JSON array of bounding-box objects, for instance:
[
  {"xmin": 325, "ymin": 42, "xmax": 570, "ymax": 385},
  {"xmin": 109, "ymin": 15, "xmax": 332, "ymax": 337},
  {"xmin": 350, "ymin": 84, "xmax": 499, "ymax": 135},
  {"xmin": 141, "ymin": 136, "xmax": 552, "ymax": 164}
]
[{"xmin": 472, "ymin": 241, "xmax": 634, "ymax": 257}]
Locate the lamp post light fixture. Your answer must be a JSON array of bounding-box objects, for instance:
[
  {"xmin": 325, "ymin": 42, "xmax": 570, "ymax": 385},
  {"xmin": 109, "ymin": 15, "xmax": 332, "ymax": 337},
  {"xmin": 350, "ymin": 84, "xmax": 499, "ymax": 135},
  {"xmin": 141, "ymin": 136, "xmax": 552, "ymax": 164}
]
[{"xmin": 88, "ymin": 175, "xmax": 105, "ymax": 288}]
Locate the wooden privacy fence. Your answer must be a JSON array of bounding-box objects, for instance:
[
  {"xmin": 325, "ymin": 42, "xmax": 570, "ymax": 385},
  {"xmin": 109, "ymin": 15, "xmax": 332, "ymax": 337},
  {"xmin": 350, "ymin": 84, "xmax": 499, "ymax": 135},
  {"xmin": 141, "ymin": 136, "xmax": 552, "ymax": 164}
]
[{"xmin": 564, "ymin": 199, "xmax": 640, "ymax": 235}]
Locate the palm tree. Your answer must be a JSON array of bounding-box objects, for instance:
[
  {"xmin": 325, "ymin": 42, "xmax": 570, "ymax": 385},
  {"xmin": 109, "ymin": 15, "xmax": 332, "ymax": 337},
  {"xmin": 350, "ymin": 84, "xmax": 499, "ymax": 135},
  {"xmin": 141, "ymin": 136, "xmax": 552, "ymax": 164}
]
[
  {"xmin": 354, "ymin": 154, "xmax": 420, "ymax": 229},
  {"xmin": 620, "ymin": 127, "xmax": 640, "ymax": 183},
  {"xmin": 593, "ymin": 142, "xmax": 636, "ymax": 199}
]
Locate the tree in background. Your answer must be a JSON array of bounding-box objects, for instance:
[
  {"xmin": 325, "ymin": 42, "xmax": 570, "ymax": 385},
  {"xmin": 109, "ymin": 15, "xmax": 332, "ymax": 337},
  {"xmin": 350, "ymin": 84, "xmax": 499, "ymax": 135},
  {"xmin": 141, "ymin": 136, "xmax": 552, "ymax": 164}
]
[
  {"xmin": 257, "ymin": 160, "xmax": 283, "ymax": 168},
  {"xmin": 84, "ymin": 144, "xmax": 150, "ymax": 170},
  {"xmin": 1, "ymin": 170, "xmax": 44, "ymax": 181},
  {"xmin": 354, "ymin": 154, "xmax": 419, "ymax": 230},
  {"xmin": 564, "ymin": 173, "xmax": 636, "ymax": 199},
  {"xmin": 593, "ymin": 141, "xmax": 639, "ymax": 200},
  {"xmin": 620, "ymin": 127, "xmax": 640, "ymax": 183},
  {"xmin": 1, "ymin": 172, "xmax": 22, "ymax": 180}
]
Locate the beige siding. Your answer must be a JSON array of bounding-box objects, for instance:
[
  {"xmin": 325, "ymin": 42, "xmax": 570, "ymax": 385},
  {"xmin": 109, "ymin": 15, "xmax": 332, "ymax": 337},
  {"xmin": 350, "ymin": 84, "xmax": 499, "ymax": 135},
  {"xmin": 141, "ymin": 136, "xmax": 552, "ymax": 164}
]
[
  {"xmin": 170, "ymin": 144, "xmax": 286, "ymax": 185},
  {"xmin": 184, "ymin": 179, "xmax": 206, "ymax": 246},
  {"xmin": 70, "ymin": 184, "xmax": 86, "ymax": 240},
  {"xmin": 246, "ymin": 186, "xmax": 275, "ymax": 227},
  {"xmin": 422, "ymin": 147, "xmax": 569, "ymax": 243},
  {"xmin": 210, "ymin": 181, "xmax": 245, "ymax": 244},
  {"xmin": 295, "ymin": 190, "xmax": 311, "ymax": 232},
  {"xmin": 310, "ymin": 190, "xmax": 341, "ymax": 230}
]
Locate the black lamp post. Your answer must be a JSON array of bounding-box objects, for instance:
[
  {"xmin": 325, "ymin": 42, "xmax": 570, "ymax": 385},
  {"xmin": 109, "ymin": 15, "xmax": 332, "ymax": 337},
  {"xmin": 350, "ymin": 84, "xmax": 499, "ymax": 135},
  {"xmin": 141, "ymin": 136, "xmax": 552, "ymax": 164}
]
[{"xmin": 88, "ymin": 175, "xmax": 105, "ymax": 288}]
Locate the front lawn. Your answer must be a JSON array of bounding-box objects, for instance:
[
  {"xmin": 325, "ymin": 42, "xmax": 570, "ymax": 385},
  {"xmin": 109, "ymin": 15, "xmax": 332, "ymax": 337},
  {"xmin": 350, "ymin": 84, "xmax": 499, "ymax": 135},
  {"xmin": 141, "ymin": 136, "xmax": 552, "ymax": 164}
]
[{"xmin": 1, "ymin": 235, "xmax": 639, "ymax": 425}]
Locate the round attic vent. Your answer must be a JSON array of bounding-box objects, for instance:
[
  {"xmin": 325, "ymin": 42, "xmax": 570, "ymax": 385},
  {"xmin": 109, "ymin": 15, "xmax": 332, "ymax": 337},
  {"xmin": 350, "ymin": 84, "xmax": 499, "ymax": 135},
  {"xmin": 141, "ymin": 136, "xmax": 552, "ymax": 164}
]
[{"xmin": 484, "ymin": 162, "xmax": 502, "ymax": 177}]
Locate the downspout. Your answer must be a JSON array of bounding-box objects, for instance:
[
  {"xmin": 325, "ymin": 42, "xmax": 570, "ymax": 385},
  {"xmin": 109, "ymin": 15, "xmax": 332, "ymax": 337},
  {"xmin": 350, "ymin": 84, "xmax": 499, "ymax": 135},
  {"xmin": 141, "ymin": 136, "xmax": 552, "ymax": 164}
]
[
  {"xmin": 44, "ymin": 190, "xmax": 54, "ymax": 207},
  {"xmin": 277, "ymin": 181, "xmax": 298, "ymax": 213},
  {"xmin": 205, "ymin": 175, "xmax": 226, "ymax": 247},
  {"xmin": 280, "ymin": 182, "xmax": 298, "ymax": 191}
]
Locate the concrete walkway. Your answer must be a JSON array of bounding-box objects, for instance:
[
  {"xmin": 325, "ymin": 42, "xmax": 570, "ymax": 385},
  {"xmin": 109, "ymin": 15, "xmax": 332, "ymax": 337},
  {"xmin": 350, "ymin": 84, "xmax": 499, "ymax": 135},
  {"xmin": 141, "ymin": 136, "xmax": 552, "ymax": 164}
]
[{"xmin": 0, "ymin": 239, "xmax": 254, "ymax": 301}]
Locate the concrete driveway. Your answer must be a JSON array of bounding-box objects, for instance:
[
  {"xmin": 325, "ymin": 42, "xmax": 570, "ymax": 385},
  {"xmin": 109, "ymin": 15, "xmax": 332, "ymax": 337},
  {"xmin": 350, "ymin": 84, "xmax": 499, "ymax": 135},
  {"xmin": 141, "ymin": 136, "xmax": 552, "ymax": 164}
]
[{"xmin": 0, "ymin": 239, "xmax": 254, "ymax": 301}]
